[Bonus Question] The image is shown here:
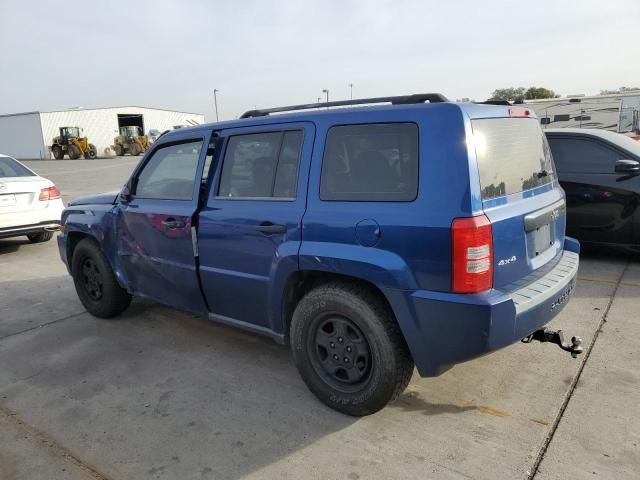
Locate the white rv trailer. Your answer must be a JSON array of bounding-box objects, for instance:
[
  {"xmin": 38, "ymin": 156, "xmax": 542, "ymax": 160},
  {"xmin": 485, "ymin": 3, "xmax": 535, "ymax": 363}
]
[{"xmin": 525, "ymin": 92, "xmax": 640, "ymax": 134}]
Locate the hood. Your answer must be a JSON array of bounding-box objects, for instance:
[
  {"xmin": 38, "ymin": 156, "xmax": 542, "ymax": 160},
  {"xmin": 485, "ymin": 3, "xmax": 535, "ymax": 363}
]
[{"xmin": 68, "ymin": 191, "xmax": 119, "ymax": 206}]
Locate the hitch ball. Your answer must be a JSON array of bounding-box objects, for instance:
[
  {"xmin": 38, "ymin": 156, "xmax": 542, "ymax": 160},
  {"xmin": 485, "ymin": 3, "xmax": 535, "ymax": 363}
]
[
  {"xmin": 522, "ymin": 329, "xmax": 584, "ymax": 358},
  {"xmin": 570, "ymin": 336, "xmax": 583, "ymax": 358}
]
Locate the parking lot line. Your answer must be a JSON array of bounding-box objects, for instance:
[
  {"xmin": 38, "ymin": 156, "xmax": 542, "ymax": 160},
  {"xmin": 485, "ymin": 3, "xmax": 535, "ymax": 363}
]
[
  {"xmin": 535, "ymin": 267, "xmax": 640, "ymax": 479},
  {"xmin": 0, "ymin": 311, "xmax": 86, "ymax": 342},
  {"xmin": 528, "ymin": 259, "xmax": 630, "ymax": 479}
]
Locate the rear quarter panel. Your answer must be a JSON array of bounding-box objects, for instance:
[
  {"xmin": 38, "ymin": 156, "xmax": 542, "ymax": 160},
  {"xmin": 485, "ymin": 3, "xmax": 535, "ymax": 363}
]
[{"xmin": 300, "ymin": 103, "xmax": 475, "ymax": 293}]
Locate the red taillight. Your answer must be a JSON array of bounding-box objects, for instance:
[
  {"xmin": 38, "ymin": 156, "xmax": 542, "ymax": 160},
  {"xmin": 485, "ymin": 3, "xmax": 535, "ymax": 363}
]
[
  {"xmin": 451, "ymin": 215, "xmax": 493, "ymax": 293},
  {"xmin": 508, "ymin": 107, "xmax": 531, "ymax": 117},
  {"xmin": 39, "ymin": 185, "xmax": 61, "ymax": 201}
]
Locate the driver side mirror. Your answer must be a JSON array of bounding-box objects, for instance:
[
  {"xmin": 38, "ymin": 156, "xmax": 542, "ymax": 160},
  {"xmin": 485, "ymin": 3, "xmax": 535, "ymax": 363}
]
[
  {"xmin": 119, "ymin": 183, "xmax": 133, "ymax": 202},
  {"xmin": 614, "ymin": 159, "xmax": 640, "ymax": 175}
]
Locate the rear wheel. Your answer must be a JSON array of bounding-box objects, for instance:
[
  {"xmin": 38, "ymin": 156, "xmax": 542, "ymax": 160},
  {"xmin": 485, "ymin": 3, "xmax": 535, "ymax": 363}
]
[
  {"xmin": 290, "ymin": 282, "xmax": 414, "ymax": 416},
  {"xmin": 52, "ymin": 146, "xmax": 64, "ymax": 160},
  {"xmin": 71, "ymin": 238, "xmax": 131, "ymax": 318},
  {"xmin": 84, "ymin": 144, "xmax": 97, "ymax": 159},
  {"xmin": 27, "ymin": 231, "xmax": 53, "ymax": 243},
  {"xmin": 67, "ymin": 144, "xmax": 81, "ymax": 160}
]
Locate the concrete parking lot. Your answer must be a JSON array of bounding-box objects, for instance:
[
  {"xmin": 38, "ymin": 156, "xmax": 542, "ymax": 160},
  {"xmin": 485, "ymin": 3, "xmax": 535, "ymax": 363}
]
[{"xmin": 1, "ymin": 158, "xmax": 638, "ymax": 480}]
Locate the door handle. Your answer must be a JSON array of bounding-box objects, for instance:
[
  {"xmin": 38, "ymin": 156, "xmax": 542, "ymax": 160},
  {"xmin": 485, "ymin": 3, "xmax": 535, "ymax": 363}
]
[
  {"xmin": 256, "ymin": 223, "xmax": 287, "ymax": 234},
  {"xmin": 162, "ymin": 218, "xmax": 186, "ymax": 229}
]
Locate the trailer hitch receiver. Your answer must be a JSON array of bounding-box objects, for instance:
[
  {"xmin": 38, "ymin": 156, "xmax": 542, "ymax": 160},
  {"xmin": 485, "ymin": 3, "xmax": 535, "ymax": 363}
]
[{"xmin": 522, "ymin": 328, "xmax": 583, "ymax": 358}]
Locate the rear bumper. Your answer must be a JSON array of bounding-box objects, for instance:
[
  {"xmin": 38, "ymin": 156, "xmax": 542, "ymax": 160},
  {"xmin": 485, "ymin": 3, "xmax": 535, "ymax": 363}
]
[
  {"xmin": 0, "ymin": 220, "xmax": 61, "ymax": 239},
  {"xmin": 384, "ymin": 237, "xmax": 580, "ymax": 377}
]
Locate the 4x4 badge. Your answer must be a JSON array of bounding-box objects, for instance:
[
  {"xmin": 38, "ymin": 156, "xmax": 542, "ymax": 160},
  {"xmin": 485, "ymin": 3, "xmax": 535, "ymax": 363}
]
[{"xmin": 497, "ymin": 255, "xmax": 517, "ymax": 266}]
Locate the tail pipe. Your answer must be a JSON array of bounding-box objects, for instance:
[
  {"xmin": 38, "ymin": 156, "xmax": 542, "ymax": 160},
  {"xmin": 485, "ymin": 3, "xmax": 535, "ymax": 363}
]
[{"xmin": 522, "ymin": 328, "xmax": 583, "ymax": 358}]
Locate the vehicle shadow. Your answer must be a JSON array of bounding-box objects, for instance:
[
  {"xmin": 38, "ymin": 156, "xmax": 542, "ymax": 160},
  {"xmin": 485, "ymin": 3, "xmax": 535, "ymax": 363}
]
[
  {"xmin": 391, "ymin": 390, "xmax": 475, "ymax": 416},
  {"xmin": 0, "ymin": 237, "xmax": 29, "ymax": 255},
  {"xmin": 578, "ymin": 243, "xmax": 634, "ymax": 262},
  {"xmin": 0, "ymin": 276, "xmax": 359, "ymax": 480}
]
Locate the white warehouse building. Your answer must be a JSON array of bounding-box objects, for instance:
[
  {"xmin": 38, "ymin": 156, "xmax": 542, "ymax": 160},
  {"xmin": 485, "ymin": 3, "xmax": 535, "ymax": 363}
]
[{"xmin": 0, "ymin": 106, "xmax": 205, "ymax": 159}]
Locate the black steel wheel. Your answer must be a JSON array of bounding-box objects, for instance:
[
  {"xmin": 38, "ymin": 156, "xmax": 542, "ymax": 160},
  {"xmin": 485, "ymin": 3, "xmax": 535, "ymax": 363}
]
[
  {"xmin": 308, "ymin": 314, "xmax": 372, "ymax": 391},
  {"xmin": 291, "ymin": 281, "xmax": 414, "ymax": 416},
  {"xmin": 71, "ymin": 238, "xmax": 131, "ymax": 318},
  {"xmin": 81, "ymin": 257, "xmax": 104, "ymax": 300}
]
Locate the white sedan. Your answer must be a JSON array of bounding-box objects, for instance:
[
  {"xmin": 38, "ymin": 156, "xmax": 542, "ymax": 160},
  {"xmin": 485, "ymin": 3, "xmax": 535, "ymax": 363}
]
[{"xmin": 0, "ymin": 154, "xmax": 63, "ymax": 243}]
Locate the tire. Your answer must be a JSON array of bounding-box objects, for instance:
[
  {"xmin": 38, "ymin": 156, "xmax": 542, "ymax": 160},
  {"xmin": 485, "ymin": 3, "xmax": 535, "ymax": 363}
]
[
  {"xmin": 114, "ymin": 144, "xmax": 124, "ymax": 156},
  {"xmin": 128, "ymin": 143, "xmax": 140, "ymax": 156},
  {"xmin": 84, "ymin": 144, "xmax": 97, "ymax": 159},
  {"xmin": 71, "ymin": 238, "xmax": 132, "ymax": 318},
  {"xmin": 290, "ymin": 282, "xmax": 414, "ymax": 416},
  {"xmin": 52, "ymin": 146, "xmax": 64, "ymax": 160},
  {"xmin": 27, "ymin": 231, "xmax": 54, "ymax": 243},
  {"xmin": 67, "ymin": 144, "xmax": 81, "ymax": 160}
]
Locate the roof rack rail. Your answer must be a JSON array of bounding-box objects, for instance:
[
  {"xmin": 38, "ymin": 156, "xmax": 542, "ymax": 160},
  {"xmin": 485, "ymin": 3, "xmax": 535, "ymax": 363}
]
[{"xmin": 240, "ymin": 93, "xmax": 449, "ymax": 119}]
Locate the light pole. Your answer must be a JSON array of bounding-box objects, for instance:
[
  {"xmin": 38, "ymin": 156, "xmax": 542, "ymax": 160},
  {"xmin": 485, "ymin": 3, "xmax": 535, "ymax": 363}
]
[
  {"xmin": 349, "ymin": 83, "xmax": 353, "ymax": 100},
  {"xmin": 322, "ymin": 89, "xmax": 329, "ymax": 104},
  {"xmin": 213, "ymin": 89, "xmax": 219, "ymax": 122},
  {"xmin": 317, "ymin": 97, "xmax": 321, "ymax": 104}
]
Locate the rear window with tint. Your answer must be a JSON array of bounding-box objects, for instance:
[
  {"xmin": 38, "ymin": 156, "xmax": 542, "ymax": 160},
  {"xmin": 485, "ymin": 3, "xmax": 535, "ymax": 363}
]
[
  {"xmin": 321, "ymin": 123, "xmax": 418, "ymax": 201},
  {"xmin": 471, "ymin": 118, "xmax": 555, "ymax": 200},
  {"xmin": 0, "ymin": 157, "xmax": 35, "ymax": 178}
]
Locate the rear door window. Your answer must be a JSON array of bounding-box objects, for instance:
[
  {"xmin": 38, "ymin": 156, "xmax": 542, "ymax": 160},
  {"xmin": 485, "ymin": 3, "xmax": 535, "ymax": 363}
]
[
  {"xmin": 471, "ymin": 118, "xmax": 556, "ymax": 200},
  {"xmin": 547, "ymin": 136, "xmax": 623, "ymax": 174},
  {"xmin": 217, "ymin": 130, "xmax": 303, "ymax": 199},
  {"xmin": 320, "ymin": 123, "xmax": 419, "ymax": 201}
]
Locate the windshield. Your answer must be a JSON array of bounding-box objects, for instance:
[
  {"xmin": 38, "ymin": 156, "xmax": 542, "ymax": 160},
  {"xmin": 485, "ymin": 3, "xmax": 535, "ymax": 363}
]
[
  {"xmin": 121, "ymin": 126, "xmax": 139, "ymax": 136},
  {"xmin": 0, "ymin": 157, "xmax": 35, "ymax": 178},
  {"xmin": 471, "ymin": 118, "xmax": 556, "ymax": 200},
  {"xmin": 64, "ymin": 127, "xmax": 80, "ymax": 137}
]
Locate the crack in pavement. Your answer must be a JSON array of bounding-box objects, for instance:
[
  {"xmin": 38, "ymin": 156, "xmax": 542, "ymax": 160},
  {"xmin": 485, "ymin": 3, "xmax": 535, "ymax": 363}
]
[
  {"xmin": 0, "ymin": 404, "xmax": 112, "ymax": 480},
  {"xmin": 0, "ymin": 311, "xmax": 86, "ymax": 342},
  {"xmin": 528, "ymin": 257, "xmax": 630, "ymax": 479}
]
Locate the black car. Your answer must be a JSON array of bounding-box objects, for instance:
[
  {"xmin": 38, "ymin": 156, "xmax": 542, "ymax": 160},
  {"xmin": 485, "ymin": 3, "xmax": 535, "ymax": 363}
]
[{"xmin": 545, "ymin": 128, "xmax": 640, "ymax": 249}]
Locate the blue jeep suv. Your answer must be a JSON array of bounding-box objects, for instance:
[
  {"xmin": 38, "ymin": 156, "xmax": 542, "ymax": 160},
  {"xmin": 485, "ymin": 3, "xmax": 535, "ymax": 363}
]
[{"xmin": 58, "ymin": 94, "xmax": 580, "ymax": 415}]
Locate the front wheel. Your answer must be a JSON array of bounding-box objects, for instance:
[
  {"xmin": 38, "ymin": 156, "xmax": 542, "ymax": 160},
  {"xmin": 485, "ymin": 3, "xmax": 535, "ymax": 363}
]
[
  {"xmin": 52, "ymin": 146, "xmax": 64, "ymax": 160},
  {"xmin": 71, "ymin": 238, "xmax": 131, "ymax": 318},
  {"xmin": 290, "ymin": 282, "xmax": 414, "ymax": 416},
  {"xmin": 67, "ymin": 144, "xmax": 81, "ymax": 160},
  {"xmin": 128, "ymin": 143, "xmax": 140, "ymax": 156}
]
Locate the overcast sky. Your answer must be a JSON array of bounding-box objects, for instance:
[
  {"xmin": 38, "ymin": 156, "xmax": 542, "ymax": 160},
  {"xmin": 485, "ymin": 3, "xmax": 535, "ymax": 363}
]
[{"xmin": 1, "ymin": 0, "xmax": 638, "ymax": 122}]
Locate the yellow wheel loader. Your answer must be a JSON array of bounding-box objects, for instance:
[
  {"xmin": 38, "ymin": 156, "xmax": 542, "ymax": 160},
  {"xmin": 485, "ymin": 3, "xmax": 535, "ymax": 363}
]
[
  {"xmin": 50, "ymin": 127, "xmax": 97, "ymax": 160},
  {"xmin": 112, "ymin": 126, "xmax": 150, "ymax": 156}
]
